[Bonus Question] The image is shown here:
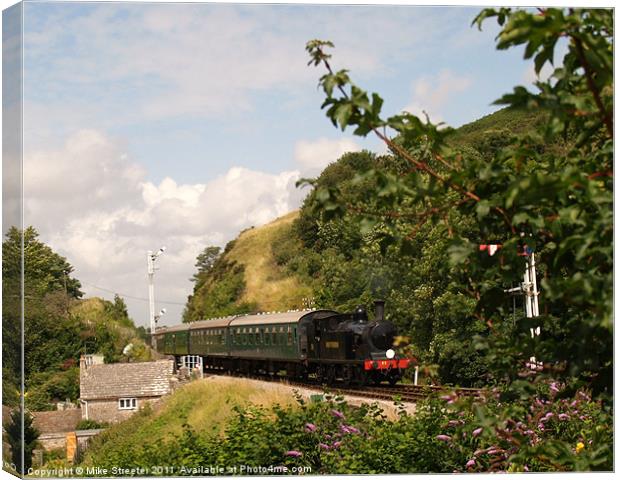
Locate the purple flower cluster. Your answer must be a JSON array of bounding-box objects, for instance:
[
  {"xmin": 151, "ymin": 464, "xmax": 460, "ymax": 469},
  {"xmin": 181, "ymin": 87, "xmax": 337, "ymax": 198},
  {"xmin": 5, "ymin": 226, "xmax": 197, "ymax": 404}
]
[{"xmin": 435, "ymin": 380, "xmax": 602, "ymax": 473}]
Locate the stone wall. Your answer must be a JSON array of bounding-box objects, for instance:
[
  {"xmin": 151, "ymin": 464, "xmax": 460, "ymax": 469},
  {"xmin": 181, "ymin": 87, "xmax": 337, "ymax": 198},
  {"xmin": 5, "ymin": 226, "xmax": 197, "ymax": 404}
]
[{"xmin": 83, "ymin": 397, "xmax": 161, "ymax": 424}]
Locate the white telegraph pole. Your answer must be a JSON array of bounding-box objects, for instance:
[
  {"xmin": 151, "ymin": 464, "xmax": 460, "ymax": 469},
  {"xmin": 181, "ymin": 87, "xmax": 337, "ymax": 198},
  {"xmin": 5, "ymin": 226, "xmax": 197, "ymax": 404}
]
[{"xmin": 147, "ymin": 246, "xmax": 166, "ymax": 347}]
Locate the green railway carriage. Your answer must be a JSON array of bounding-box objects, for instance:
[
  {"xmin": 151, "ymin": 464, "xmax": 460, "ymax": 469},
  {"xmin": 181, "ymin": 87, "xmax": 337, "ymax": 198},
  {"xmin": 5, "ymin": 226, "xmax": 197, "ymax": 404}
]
[
  {"xmin": 154, "ymin": 323, "xmax": 191, "ymax": 356},
  {"xmin": 228, "ymin": 312, "xmax": 301, "ymax": 360},
  {"xmin": 188, "ymin": 316, "xmax": 235, "ymax": 357}
]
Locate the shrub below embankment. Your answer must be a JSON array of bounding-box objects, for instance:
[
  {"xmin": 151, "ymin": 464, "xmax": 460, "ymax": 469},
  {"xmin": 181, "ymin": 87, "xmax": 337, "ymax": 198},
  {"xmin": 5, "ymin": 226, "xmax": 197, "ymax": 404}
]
[{"xmin": 76, "ymin": 377, "xmax": 611, "ymax": 475}]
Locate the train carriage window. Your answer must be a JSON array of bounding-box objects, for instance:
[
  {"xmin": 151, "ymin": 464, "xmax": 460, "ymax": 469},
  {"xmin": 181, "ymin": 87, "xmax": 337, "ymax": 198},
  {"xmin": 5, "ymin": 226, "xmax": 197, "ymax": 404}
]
[
  {"xmin": 288, "ymin": 328, "xmax": 293, "ymax": 345},
  {"xmin": 272, "ymin": 332, "xmax": 277, "ymax": 344}
]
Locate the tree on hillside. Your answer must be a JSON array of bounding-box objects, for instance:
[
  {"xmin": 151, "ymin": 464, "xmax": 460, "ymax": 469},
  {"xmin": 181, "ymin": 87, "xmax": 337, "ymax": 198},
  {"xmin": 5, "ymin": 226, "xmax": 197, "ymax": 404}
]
[
  {"xmin": 305, "ymin": 8, "xmax": 612, "ymax": 394},
  {"xmin": 191, "ymin": 246, "xmax": 222, "ymax": 285},
  {"xmin": 2, "ymin": 227, "xmax": 84, "ymax": 406},
  {"xmin": 2, "ymin": 226, "xmax": 83, "ymax": 299}
]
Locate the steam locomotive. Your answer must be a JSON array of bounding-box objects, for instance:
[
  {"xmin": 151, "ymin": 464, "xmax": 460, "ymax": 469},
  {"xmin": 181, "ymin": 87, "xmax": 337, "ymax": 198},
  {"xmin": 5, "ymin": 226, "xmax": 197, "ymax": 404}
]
[{"xmin": 153, "ymin": 300, "xmax": 410, "ymax": 386}]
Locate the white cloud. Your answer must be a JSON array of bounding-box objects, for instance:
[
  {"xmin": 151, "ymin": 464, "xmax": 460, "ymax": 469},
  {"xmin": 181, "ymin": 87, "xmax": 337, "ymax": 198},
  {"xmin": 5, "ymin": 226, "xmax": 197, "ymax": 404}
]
[
  {"xmin": 294, "ymin": 137, "xmax": 361, "ymax": 175},
  {"xmin": 403, "ymin": 69, "xmax": 473, "ymax": 125},
  {"xmin": 22, "ymin": 130, "xmax": 308, "ymax": 327}
]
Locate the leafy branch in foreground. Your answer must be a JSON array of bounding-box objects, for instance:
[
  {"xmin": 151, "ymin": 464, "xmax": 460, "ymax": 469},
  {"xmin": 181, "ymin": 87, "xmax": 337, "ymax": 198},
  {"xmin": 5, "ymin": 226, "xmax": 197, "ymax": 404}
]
[{"xmin": 304, "ymin": 7, "xmax": 612, "ymax": 395}]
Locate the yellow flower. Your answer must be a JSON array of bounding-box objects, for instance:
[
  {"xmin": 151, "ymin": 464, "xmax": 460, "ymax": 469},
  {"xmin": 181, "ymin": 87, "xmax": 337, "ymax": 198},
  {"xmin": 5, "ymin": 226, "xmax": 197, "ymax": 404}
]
[{"xmin": 576, "ymin": 442, "xmax": 585, "ymax": 454}]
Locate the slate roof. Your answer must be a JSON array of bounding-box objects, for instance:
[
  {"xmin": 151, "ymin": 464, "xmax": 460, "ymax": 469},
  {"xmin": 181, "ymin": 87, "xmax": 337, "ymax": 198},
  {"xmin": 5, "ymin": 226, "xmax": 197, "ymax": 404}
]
[
  {"xmin": 32, "ymin": 409, "xmax": 82, "ymax": 434},
  {"xmin": 80, "ymin": 360, "xmax": 174, "ymax": 400}
]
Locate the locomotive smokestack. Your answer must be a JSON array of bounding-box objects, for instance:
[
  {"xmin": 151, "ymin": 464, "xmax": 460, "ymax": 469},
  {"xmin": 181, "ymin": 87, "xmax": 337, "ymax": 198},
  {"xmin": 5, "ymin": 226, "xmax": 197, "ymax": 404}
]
[{"xmin": 374, "ymin": 300, "xmax": 385, "ymax": 322}]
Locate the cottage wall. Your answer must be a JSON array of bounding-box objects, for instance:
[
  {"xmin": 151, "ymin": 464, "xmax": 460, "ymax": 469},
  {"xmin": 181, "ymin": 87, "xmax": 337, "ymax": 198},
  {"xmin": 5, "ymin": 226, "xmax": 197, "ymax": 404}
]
[{"xmin": 83, "ymin": 397, "xmax": 161, "ymax": 424}]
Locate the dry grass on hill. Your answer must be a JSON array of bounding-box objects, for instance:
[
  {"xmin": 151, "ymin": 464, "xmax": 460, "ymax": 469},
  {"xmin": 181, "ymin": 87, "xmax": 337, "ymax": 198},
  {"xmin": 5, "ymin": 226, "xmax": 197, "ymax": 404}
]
[{"xmin": 227, "ymin": 210, "xmax": 313, "ymax": 311}]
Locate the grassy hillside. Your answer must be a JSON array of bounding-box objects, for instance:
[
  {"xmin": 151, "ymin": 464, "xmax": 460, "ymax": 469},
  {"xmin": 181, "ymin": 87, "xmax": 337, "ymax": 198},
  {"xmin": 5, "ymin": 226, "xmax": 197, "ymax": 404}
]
[
  {"xmin": 227, "ymin": 211, "xmax": 314, "ymax": 311},
  {"xmin": 447, "ymin": 107, "xmax": 546, "ymax": 146},
  {"xmin": 80, "ymin": 377, "xmax": 298, "ymax": 467},
  {"xmin": 183, "ymin": 211, "xmax": 314, "ymax": 321}
]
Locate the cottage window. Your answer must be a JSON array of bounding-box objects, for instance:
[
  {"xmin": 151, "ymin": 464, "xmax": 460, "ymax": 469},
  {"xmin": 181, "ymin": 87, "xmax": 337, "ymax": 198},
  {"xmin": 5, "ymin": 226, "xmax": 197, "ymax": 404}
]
[{"xmin": 119, "ymin": 398, "xmax": 137, "ymax": 410}]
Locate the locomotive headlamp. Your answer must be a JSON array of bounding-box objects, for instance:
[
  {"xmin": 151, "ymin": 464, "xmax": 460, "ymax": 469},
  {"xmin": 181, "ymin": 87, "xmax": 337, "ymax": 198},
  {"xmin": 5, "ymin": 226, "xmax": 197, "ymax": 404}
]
[{"xmin": 386, "ymin": 349, "xmax": 395, "ymax": 359}]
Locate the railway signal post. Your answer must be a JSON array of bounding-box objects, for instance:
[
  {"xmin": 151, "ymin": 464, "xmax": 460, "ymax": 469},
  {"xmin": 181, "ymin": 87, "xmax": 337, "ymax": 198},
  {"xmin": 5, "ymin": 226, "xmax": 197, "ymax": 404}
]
[{"xmin": 481, "ymin": 241, "xmax": 542, "ymax": 371}]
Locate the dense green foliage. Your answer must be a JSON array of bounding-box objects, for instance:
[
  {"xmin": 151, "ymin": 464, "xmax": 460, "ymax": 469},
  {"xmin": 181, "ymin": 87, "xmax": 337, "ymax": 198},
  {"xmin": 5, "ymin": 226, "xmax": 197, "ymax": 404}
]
[
  {"xmin": 183, "ymin": 241, "xmax": 257, "ymax": 322},
  {"xmin": 2, "ymin": 226, "xmax": 83, "ymax": 408},
  {"xmin": 76, "ymin": 419, "xmax": 109, "ymax": 430},
  {"xmin": 78, "ymin": 386, "xmax": 611, "ymax": 474},
  {"xmin": 2, "ymin": 227, "xmax": 150, "ymax": 411}
]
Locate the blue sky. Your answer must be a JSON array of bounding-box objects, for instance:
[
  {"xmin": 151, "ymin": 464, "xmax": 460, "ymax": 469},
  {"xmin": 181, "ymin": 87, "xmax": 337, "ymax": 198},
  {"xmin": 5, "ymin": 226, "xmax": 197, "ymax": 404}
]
[
  {"xmin": 21, "ymin": 3, "xmax": 532, "ymax": 183},
  {"xmin": 11, "ymin": 2, "xmax": 555, "ymax": 326}
]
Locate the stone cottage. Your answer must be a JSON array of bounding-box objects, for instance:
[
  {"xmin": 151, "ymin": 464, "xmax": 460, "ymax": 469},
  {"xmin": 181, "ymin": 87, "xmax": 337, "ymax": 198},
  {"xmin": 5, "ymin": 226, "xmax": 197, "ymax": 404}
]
[{"xmin": 79, "ymin": 357, "xmax": 175, "ymax": 424}]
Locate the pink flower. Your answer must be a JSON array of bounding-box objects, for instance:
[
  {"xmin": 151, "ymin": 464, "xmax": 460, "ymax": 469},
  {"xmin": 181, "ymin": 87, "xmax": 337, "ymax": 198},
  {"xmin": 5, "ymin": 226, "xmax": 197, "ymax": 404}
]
[
  {"xmin": 305, "ymin": 423, "xmax": 317, "ymax": 432},
  {"xmin": 472, "ymin": 427, "xmax": 483, "ymax": 437},
  {"xmin": 558, "ymin": 414, "xmax": 569, "ymax": 421},
  {"xmin": 331, "ymin": 410, "xmax": 345, "ymax": 419},
  {"xmin": 466, "ymin": 459, "xmax": 476, "ymax": 469},
  {"xmin": 550, "ymin": 382, "xmax": 559, "ymax": 393},
  {"xmin": 332, "ymin": 441, "xmax": 342, "ymax": 449},
  {"xmin": 285, "ymin": 450, "xmax": 303, "ymax": 457},
  {"xmin": 436, "ymin": 435, "xmax": 451, "ymax": 442},
  {"xmin": 448, "ymin": 420, "xmax": 463, "ymax": 427},
  {"xmin": 319, "ymin": 443, "xmax": 330, "ymax": 450},
  {"xmin": 341, "ymin": 425, "xmax": 360, "ymax": 434}
]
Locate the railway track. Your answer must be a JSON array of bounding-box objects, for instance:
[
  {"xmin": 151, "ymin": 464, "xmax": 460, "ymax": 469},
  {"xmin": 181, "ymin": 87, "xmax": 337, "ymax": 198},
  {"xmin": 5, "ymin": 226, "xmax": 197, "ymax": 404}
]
[{"xmin": 203, "ymin": 369, "xmax": 481, "ymax": 404}]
